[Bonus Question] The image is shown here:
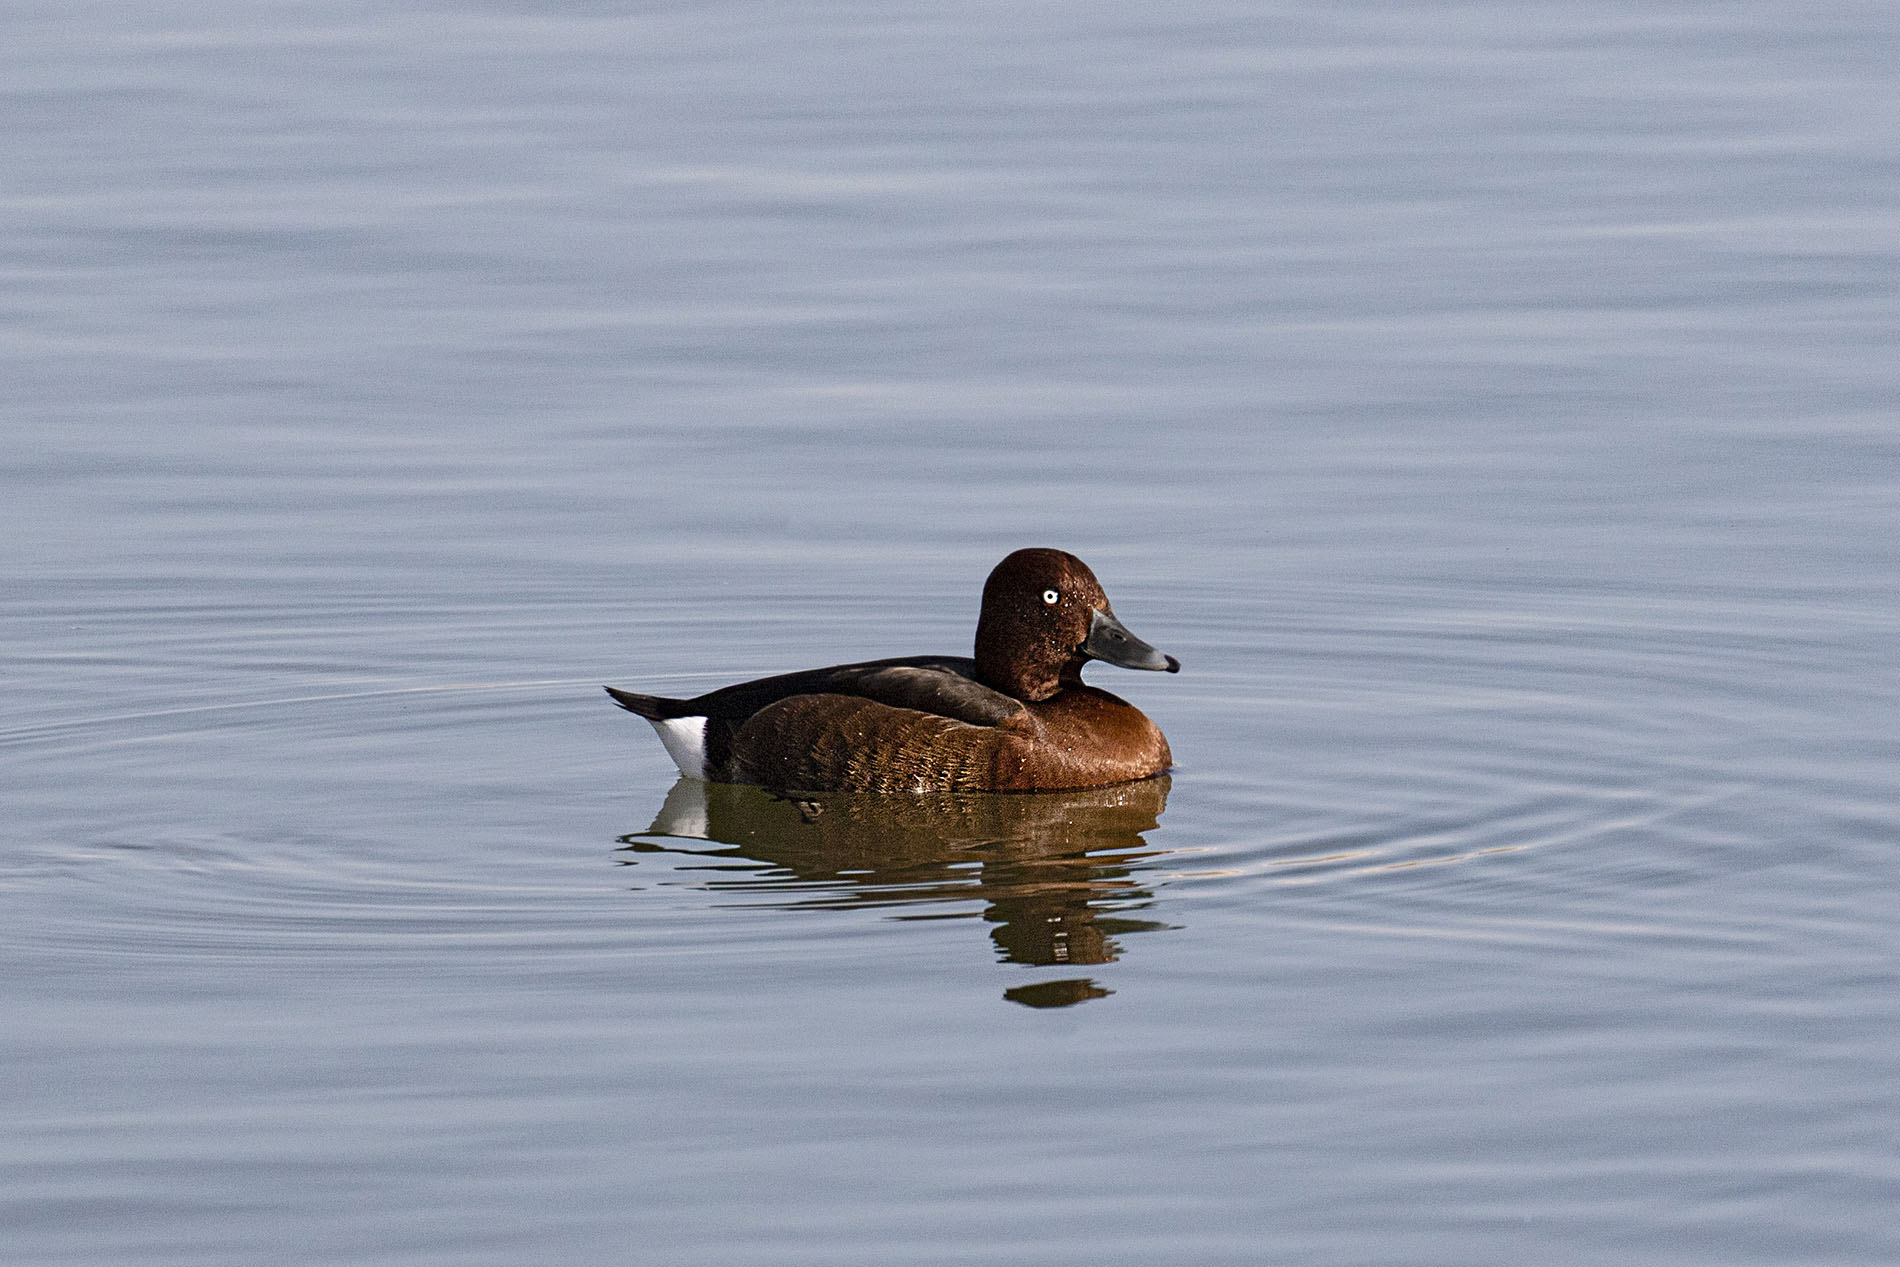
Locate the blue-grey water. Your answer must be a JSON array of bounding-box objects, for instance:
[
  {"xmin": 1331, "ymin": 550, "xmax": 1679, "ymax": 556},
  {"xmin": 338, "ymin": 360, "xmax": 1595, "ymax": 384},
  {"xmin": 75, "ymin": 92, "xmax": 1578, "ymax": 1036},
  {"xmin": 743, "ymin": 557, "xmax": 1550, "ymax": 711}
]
[{"xmin": 6, "ymin": 2, "xmax": 1899, "ymax": 1263}]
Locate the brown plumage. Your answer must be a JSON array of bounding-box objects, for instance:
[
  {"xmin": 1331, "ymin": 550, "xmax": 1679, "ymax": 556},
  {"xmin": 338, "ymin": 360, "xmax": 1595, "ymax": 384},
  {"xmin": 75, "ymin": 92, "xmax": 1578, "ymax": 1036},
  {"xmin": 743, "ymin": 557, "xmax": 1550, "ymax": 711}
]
[{"xmin": 606, "ymin": 548, "xmax": 1179, "ymax": 793}]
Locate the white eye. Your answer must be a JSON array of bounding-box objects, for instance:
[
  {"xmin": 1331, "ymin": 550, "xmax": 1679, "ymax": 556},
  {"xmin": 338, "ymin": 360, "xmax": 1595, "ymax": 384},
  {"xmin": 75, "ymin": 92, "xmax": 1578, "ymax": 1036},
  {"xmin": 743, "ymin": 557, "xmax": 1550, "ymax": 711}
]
[{"xmin": 1042, "ymin": 589, "xmax": 1060, "ymax": 605}]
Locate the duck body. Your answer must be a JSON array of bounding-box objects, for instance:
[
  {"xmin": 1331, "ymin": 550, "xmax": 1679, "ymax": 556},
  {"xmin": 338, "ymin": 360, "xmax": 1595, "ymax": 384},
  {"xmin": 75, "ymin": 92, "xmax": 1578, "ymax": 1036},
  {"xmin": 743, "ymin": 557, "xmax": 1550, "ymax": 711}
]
[{"xmin": 606, "ymin": 549, "xmax": 1178, "ymax": 794}]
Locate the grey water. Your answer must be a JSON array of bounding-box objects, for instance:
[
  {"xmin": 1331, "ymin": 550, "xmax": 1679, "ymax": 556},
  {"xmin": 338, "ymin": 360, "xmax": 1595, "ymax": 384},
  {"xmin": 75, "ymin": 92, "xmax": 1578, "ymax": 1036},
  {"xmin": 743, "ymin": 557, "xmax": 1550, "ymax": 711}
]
[{"xmin": 6, "ymin": 1, "xmax": 1900, "ymax": 1263}]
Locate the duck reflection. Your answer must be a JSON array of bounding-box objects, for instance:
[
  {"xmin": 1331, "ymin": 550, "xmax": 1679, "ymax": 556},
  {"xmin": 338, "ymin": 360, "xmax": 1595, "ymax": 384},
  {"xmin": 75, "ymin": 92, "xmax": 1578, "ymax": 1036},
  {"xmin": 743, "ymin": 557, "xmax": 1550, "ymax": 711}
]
[{"xmin": 616, "ymin": 776, "xmax": 1176, "ymax": 1007}]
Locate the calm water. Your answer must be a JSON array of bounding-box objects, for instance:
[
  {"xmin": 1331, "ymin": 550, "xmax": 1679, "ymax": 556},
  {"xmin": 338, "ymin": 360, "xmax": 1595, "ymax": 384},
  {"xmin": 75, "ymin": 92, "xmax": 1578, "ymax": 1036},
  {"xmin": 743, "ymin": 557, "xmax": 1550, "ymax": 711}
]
[{"xmin": 6, "ymin": 1, "xmax": 1900, "ymax": 1263}]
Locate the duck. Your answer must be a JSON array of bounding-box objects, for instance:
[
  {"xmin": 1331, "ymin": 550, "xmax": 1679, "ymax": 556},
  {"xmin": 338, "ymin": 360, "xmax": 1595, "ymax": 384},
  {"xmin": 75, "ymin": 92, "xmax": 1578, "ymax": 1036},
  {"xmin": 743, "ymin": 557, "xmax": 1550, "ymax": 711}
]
[{"xmin": 605, "ymin": 548, "xmax": 1179, "ymax": 793}]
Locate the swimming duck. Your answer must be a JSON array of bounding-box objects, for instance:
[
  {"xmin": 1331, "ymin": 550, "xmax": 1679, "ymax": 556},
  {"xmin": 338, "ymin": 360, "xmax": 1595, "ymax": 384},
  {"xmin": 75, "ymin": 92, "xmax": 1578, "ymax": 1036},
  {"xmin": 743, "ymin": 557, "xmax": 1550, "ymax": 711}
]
[{"xmin": 605, "ymin": 548, "xmax": 1179, "ymax": 793}]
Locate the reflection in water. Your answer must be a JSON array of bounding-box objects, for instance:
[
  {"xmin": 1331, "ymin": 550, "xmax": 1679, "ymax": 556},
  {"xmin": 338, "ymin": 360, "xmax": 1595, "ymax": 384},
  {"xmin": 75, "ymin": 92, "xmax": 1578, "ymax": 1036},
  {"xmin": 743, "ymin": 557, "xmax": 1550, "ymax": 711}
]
[
  {"xmin": 617, "ymin": 777, "xmax": 1175, "ymax": 1007},
  {"xmin": 1004, "ymin": 979, "xmax": 1115, "ymax": 1008}
]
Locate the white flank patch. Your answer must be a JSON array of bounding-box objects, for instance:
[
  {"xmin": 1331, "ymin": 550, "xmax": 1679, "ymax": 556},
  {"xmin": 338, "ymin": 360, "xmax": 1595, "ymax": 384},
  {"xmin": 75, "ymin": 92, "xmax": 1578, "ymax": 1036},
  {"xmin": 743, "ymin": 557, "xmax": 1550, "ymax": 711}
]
[{"xmin": 646, "ymin": 715, "xmax": 708, "ymax": 780}]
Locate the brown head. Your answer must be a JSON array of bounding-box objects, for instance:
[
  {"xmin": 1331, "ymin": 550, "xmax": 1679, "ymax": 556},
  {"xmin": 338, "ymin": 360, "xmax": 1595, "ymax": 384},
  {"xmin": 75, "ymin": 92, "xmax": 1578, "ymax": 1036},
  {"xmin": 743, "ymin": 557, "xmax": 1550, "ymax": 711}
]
[{"xmin": 973, "ymin": 548, "xmax": 1180, "ymax": 701}]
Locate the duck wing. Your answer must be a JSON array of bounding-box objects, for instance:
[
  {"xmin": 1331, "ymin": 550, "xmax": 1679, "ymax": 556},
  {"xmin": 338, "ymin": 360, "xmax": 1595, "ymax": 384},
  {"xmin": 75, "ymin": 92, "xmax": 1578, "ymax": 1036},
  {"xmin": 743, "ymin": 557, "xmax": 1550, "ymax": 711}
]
[
  {"xmin": 606, "ymin": 655, "xmax": 1024, "ymax": 728},
  {"xmin": 825, "ymin": 660, "xmax": 1026, "ymax": 727}
]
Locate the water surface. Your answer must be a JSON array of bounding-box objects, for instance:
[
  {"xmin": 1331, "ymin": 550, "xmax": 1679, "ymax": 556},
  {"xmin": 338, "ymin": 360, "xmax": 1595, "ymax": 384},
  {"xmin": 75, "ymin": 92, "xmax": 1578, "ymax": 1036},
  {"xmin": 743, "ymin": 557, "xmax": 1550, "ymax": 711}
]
[{"xmin": 5, "ymin": 2, "xmax": 1900, "ymax": 1264}]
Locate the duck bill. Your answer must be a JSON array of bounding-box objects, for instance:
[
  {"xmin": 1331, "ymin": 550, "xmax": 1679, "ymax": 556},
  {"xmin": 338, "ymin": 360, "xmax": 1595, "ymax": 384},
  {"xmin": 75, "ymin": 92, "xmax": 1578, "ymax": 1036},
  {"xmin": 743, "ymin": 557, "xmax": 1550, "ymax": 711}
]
[{"xmin": 1084, "ymin": 607, "xmax": 1181, "ymax": 673}]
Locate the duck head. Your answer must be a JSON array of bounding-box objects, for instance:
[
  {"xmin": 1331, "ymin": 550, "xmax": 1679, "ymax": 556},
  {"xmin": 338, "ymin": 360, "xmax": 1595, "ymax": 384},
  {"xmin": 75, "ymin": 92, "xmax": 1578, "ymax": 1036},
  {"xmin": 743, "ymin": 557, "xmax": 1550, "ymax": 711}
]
[{"xmin": 973, "ymin": 548, "xmax": 1181, "ymax": 702}]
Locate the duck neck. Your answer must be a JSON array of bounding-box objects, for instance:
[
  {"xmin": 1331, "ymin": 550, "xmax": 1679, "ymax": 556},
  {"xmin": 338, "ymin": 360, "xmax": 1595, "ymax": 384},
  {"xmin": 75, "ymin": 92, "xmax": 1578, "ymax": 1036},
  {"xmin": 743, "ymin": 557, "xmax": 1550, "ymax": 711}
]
[{"xmin": 975, "ymin": 622, "xmax": 1065, "ymax": 702}]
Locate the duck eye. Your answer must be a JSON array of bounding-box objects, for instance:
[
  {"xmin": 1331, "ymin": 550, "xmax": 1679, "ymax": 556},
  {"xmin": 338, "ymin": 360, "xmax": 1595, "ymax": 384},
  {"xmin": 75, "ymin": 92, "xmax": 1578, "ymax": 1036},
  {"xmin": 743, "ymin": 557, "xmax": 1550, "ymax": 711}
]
[{"xmin": 1042, "ymin": 589, "xmax": 1060, "ymax": 605}]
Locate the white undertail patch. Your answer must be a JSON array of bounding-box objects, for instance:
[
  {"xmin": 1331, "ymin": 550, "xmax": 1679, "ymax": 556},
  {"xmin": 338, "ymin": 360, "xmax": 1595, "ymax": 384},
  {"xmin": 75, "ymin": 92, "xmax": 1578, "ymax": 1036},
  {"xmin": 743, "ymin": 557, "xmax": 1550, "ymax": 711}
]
[{"xmin": 646, "ymin": 715, "xmax": 709, "ymax": 780}]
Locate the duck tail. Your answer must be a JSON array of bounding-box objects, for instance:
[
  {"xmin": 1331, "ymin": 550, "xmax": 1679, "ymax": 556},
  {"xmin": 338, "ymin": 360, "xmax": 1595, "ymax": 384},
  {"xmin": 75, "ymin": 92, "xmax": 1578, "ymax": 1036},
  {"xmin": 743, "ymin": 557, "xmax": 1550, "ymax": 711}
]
[{"xmin": 603, "ymin": 686, "xmax": 693, "ymax": 719}]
